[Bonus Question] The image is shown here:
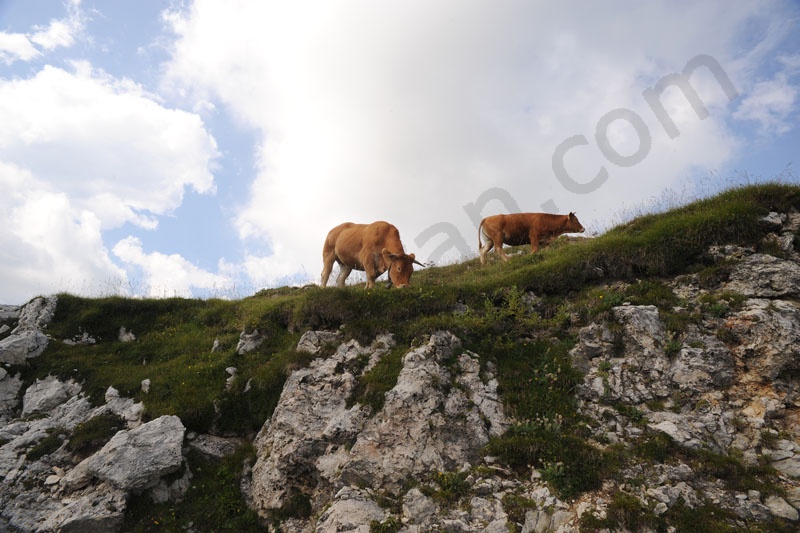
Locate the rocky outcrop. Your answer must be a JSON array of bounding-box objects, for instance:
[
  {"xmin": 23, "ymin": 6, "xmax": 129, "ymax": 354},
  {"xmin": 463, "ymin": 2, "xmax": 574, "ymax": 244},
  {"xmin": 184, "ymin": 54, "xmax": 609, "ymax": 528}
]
[
  {"xmin": 246, "ymin": 331, "xmax": 509, "ymax": 529},
  {"xmin": 0, "ymin": 372, "xmax": 223, "ymax": 530},
  {"xmin": 0, "ymin": 296, "xmax": 56, "ymax": 365},
  {"xmin": 0, "ymin": 380, "xmax": 179, "ymax": 531}
]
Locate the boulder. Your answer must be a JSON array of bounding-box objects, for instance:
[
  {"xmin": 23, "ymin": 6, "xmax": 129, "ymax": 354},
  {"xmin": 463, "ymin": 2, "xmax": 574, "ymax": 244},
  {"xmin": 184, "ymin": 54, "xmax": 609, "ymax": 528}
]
[
  {"xmin": 337, "ymin": 332, "xmax": 508, "ymax": 493},
  {"xmin": 236, "ymin": 329, "xmax": 265, "ymax": 354},
  {"xmin": 0, "ymin": 329, "xmax": 49, "ymax": 364},
  {"xmin": 81, "ymin": 415, "xmax": 185, "ymax": 492},
  {"xmin": 0, "ymin": 296, "xmax": 57, "ymax": 364},
  {"xmin": 22, "ymin": 376, "xmax": 82, "ymax": 417},
  {"xmin": 296, "ymin": 329, "xmax": 342, "ymax": 354}
]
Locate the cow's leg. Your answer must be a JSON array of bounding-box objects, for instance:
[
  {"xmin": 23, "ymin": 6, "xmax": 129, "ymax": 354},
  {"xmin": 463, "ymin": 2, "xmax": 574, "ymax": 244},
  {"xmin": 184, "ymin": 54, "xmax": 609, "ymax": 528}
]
[
  {"xmin": 528, "ymin": 231, "xmax": 541, "ymax": 253},
  {"xmin": 479, "ymin": 236, "xmax": 494, "ymax": 265},
  {"xmin": 363, "ymin": 263, "xmax": 377, "ymax": 289},
  {"xmin": 496, "ymin": 241, "xmax": 510, "ymax": 262},
  {"xmin": 321, "ymin": 256, "xmax": 335, "ymax": 287},
  {"xmin": 336, "ymin": 265, "xmax": 353, "ymax": 288},
  {"xmin": 321, "ymin": 239, "xmax": 339, "ymax": 286}
]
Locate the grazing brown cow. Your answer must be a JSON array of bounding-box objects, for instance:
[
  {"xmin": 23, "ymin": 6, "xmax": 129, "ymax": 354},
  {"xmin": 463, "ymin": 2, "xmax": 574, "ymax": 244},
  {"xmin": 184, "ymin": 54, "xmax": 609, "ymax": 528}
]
[
  {"xmin": 321, "ymin": 221, "xmax": 425, "ymax": 288},
  {"xmin": 479, "ymin": 212, "xmax": 585, "ymax": 265}
]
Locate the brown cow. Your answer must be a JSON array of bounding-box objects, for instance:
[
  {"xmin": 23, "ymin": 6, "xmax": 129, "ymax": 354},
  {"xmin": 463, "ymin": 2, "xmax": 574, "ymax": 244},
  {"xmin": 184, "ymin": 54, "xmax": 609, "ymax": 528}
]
[
  {"xmin": 479, "ymin": 212, "xmax": 585, "ymax": 265},
  {"xmin": 321, "ymin": 221, "xmax": 425, "ymax": 288}
]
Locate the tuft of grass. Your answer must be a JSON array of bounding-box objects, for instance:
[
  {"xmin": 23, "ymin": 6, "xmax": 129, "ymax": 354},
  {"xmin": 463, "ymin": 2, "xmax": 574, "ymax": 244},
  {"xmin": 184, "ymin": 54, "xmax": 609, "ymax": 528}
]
[
  {"xmin": 348, "ymin": 346, "xmax": 406, "ymax": 413},
  {"xmin": 502, "ymin": 492, "xmax": 537, "ymax": 527},
  {"xmin": 26, "ymin": 429, "xmax": 65, "ymax": 461},
  {"xmin": 67, "ymin": 413, "xmax": 127, "ymax": 458},
  {"xmin": 421, "ymin": 470, "xmax": 471, "ymax": 506},
  {"xmin": 370, "ymin": 516, "xmax": 402, "ymax": 533}
]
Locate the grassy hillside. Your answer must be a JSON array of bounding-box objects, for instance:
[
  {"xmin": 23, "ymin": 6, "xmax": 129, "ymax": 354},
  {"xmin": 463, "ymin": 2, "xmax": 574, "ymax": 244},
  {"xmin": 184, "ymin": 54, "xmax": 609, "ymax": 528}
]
[{"xmin": 13, "ymin": 181, "xmax": 800, "ymax": 530}]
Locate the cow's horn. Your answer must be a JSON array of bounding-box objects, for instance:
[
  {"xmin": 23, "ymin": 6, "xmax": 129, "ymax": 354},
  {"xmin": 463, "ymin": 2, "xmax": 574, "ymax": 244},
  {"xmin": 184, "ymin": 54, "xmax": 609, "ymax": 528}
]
[{"xmin": 413, "ymin": 258, "xmax": 426, "ymax": 267}]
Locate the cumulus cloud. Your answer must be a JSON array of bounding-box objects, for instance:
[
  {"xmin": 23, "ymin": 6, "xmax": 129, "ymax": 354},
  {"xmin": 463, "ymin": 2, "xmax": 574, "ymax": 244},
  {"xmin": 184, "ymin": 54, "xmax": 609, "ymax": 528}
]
[
  {"xmin": 0, "ymin": 161, "xmax": 129, "ymax": 303},
  {"xmin": 162, "ymin": 1, "xmax": 787, "ymax": 286},
  {"xmin": 113, "ymin": 236, "xmax": 234, "ymax": 298},
  {"xmin": 0, "ymin": 63, "xmax": 218, "ymax": 229},
  {"xmin": 0, "ymin": 61, "xmax": 220, "ymax": 303}
]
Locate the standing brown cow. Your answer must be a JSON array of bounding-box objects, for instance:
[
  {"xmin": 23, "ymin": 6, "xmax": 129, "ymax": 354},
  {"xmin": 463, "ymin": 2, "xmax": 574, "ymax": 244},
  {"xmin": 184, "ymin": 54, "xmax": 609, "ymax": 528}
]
[
  {"xmin": 479, "ymin": 212, "xmax": 585, "ymax": 265},
  {"xmin": 321, "ymin": 221, "xmax": 425, "ymax": 288}
]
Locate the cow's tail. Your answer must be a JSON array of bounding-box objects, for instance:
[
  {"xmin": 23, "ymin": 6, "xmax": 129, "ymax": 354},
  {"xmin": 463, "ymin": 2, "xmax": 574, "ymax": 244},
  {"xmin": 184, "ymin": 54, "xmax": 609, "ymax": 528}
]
[{"xmin": 478, "ymin": 220, "xmax": 484, "ymax": 249}]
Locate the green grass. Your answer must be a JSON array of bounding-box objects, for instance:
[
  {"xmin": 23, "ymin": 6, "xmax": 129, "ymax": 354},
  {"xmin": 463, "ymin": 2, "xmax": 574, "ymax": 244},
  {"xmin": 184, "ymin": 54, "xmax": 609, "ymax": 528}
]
[
  {"xmin": 122, "ymin": 446, "xmax": 265, "ymax": 532},
  {"xmin": 11, "ymin": 181, "xmax": 800, "ymax": 530},
  {"xmin": 67, "ymin": 413, "xmax": 127, "ymax": 458}
]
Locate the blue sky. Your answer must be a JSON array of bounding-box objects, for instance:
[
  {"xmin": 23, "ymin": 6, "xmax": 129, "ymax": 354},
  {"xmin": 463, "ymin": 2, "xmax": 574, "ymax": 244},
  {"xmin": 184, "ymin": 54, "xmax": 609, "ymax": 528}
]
[{"xmin": 1, "ymin": 1, "xmax": 798, "ymax": 304}]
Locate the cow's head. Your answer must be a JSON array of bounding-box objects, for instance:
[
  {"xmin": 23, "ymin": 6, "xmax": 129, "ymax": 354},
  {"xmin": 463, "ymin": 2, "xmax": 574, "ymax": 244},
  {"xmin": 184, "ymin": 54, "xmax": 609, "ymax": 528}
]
[
  {"xmin": 382, "ymin": 248, "xmax": 424, "ymax": 288},
  {"xmin": 566, "ymin": 212, "xmax": 585, "ymax": 233}
]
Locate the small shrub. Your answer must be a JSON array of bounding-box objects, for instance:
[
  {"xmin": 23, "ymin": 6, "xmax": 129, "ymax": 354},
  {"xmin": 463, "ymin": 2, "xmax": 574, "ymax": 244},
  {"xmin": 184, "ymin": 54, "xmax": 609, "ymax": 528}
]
[
  {"xmin": 760, "ymin": 430, "xmax": 780, "ymax": 450},
  {"xmin": 633, "ymin": 431, "xmax": 678, "ymax": 463},
  {"xmin": 615, "ymin": 404, "xmax": 646, "ymax": 426},
  {"xmin": 708, "ymin": 302, "xmax": 731, "ymax": 318},
  {"xmin": 579, "ymin": 491, "xmax": 661, "ymax": 532},
  {"xmin": 663, "ymin": 333, "xmax": 683, "ymax": 358},
  {"xmin": 485, "ymin": 427, "xmax": 607, "ymax": 499},
  {"xmin": 715, "ymin": 326, "xmax": 738, "ymax": 345},
  {"xmin": 370, "ymin": 516, "xmax": 401, "ymax": 533},
  {"xmin": 428, "ymin": 470, "xmax": 470, "ymax": 506},
  {"xmin": 348, "ymin": 347, "xmax": 406, "ymax": 413},
  {"xmin": 502, "ymin": 493, "xmax": 537, "ymax": 526},
  {"xmin": 663, "ymin": 500, "xmax": 739, "ymax": 533},
  {"xmin": 26, "ymin": 430, "xmax": 65, "ymax": 461},
  {"xmin": 67, "ymin": 413, "xmax": 126, "ymax": 458},
  {"xmin": 696, "ymin": 263, "xmax": 733, "ymax": 288},
  {"xmin": 625, "ymin": 279, "xmax": 678, "ymax": 309},
  {"xmin": 606, "ymin": 491, "xmax": 656, "ymax": 532}
]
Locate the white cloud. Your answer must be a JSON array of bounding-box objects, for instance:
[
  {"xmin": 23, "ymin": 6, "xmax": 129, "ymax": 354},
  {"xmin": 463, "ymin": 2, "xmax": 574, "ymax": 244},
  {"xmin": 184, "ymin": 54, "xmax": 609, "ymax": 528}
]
[
  {"xmin": 162, "ymin": 1, "xmax": 787, "ymax": 286},
  {"xmin": 113, "ymin": 236, "xmax": 234, "ymax": 298},
  {"xmin": 0, "ymin": 2, "xmax": 83, "ymax": 64},
  {"xmin": 0, "ymin": 161, "xmax": 129, "ymax": 303},
  {"xmin": 0, "ymin": 64, "xmax": 219, "ymax": 230},
  {"xmin": 0, "ymin": 31, "xmax": 41, "ymax": 63},
  {"xmin": 31, "ymin": 18, "xmax": 77, "ymax": 50},
  {"xmin": 0, "ymin": 62, "xmax": 220, "ymax": 303},
  {"xmin": 734, "ymin": 74, "xmax": 798, "ymax": 135}
]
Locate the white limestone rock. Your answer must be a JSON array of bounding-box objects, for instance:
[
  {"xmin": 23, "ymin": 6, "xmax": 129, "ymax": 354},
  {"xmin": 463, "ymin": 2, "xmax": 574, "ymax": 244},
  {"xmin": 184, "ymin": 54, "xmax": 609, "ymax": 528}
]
[{"xmin": 82, "ymin": 415, "xmax": 185, "ymax": 492}]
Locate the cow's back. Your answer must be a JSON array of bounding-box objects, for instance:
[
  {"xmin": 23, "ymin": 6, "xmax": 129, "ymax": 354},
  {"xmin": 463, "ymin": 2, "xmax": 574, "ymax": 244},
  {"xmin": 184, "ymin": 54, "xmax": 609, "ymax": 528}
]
[
  {"xmin": 497, "ymin": 214, "xmax": 547, "ymax": 245},
  {"xmin": 324, "ymin": 222, "xmax": 357, "ymax": 249},
  {"xmin": 362, "ymin": 221, "xmax": 404, "ymax": 254},
  {"xmin": 329, "ymin": 223, "xmax": 366, "ymax": 265}
]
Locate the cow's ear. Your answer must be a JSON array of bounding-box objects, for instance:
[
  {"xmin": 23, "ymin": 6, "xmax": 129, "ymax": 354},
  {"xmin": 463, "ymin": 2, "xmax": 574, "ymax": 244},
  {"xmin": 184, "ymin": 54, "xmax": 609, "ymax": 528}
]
[
  {"xmin": 382, "ymin": 248, "xmax": 398, "ymax": 260},
  {"xmin": 409, "ymin": 253, "xmax": 416, "ymax": 260}
]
